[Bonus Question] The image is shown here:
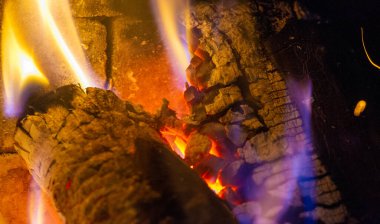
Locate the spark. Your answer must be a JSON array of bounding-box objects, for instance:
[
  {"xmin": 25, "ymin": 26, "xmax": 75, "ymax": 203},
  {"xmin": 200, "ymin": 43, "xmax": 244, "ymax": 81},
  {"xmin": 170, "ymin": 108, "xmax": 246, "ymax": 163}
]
[
  {"xmin": 354, "ymin": 100, "xmax": 367, "ymax": 117},
  {"xmin": 361, "ymin": 27, "xmax": 380, "ymax": 70}
]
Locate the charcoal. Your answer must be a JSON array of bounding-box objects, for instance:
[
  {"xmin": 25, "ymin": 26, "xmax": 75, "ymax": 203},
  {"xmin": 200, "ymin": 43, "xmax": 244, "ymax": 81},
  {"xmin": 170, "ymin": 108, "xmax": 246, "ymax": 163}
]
[
  {"xmin": 184, "ymin": 85, "xmax": 202, "ymax": 104},
  {"xmin": 225, "ymin": 124, "xmax": 248, "ymax": 147},
  {"xmin": 185, "ymin": 132, "xmax": 212, "ymax": 165},
  {"xmin": 204, "ymin": 86, "xmax": 243, "ymax": 115},
  {"xmin": 241, "ymin": 116, "xmax": 264, "ymax": 131},
  {"xmin": 200, "ymin": 122, "xmax": 237, "ymax": 158},
  {"xmin": 194, "ymin": 155, "xmax": 227, "ymax": 180},
  {"xmin": 220, "ymin": 160, "xmax": 245, "ymax": 186},
  {"xmin": 186, "ymin": 56, "xmax": 214, "ymax": 89},
  {"xmin": 220, "ymin": 187, "xmax": 243, "ymax": 207},
  {"xmin": 219, "ymin": 108, "xmax": 246, "ymax": 124}
]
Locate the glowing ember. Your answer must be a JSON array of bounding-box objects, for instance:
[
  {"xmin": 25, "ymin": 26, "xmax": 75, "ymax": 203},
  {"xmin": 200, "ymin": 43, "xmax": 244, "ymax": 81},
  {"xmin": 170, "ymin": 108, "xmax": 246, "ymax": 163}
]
[
  {"xmin": 354, "ymin": 100, "xmax": 367, "ymax": 117},
  {"xmin": 209, "ymin": 140, "xmax": 222, "ymax": 158},
  {"xmin": 204, "ymin": 176, "xmax": 225, "ymax": 196},
  {"xmin": 151, "ymin": 0, "xmax": 191, "ymax": 86},
  {"xmin": 361, "ymin": 27, "xmax": 380, "ymax": 70},
  {"xmin": 161, "ymin": 128, "xmax": 231, "ymax": 195}
]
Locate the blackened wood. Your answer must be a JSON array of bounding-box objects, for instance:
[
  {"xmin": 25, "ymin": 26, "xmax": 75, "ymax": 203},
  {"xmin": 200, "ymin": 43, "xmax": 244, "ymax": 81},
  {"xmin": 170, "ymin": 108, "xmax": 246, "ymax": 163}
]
[{"xmin": 184, "ymin": 1, "xmax": 350, "ymax": 223}]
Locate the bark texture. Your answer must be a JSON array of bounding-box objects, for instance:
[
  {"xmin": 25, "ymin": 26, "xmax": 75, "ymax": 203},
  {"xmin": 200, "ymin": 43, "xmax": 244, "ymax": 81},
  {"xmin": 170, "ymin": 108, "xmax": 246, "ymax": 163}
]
[
  {"xmin": 181, "ymin": 1, "xmax": 350, "ymax": 223},
  {"xmin": 14, "ymin": 85, "xmax": 236, "ymax": 224}
]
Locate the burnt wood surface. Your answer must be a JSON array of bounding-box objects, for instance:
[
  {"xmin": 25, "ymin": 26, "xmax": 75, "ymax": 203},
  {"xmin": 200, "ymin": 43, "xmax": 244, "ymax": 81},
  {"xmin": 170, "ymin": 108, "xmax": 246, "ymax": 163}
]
[
  {"xmin": 181, "ymin": 1, "xmax": 351, "ymax": 223},
  {"xmin": 13, "ymin": 85, "xmax": 236, "ymax": 224}
]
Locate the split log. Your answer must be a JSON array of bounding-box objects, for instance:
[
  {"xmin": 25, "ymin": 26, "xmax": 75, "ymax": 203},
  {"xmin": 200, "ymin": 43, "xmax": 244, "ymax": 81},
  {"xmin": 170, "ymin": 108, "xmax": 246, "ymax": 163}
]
[{"xmin": 13, "ymin": 85, "xmax": 236, "ymax": 224}]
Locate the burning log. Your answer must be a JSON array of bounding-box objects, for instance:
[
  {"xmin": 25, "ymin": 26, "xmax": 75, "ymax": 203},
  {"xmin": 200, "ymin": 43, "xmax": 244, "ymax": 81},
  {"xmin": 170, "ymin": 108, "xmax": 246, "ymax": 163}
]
[
  {"xmin": 179, "ymin": 1, "xmax": 351, "ymax": 223},
  {"xmin": 13, "ymin": 85, "xmax": 236, "ymax": 223}
]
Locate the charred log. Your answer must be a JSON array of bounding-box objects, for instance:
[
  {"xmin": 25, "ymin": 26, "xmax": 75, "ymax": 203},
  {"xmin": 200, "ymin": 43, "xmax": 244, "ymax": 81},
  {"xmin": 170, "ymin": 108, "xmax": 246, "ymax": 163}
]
[
  {"xmin": 13, "ymin": 85, "xmax": 236, "ymax": 224},
  {"xmin": 181, "ymin": 1, "xmax": 350, "ymax": 223}
]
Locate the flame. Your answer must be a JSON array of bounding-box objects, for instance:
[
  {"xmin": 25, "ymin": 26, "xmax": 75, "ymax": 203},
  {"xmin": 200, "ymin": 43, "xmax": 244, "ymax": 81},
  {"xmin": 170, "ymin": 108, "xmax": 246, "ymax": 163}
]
[
  {"xmin": 28, "ymin": 180, "xmax": 63, "ymax": 224},
  {"xmin": 173, "ymin": 137, "xmax": 187, "ymax": 159},
  {"xmin": 161, "ymin": 128, "xmax": 229, "ymax": 195},
  {"xmin": 37, "ymin": 0, "xmax": 93, "ymax": 88},
  {"xmin": 28, "ymin": 185, "xmax": 44, "ymax": 224},
  {"xmin": 151, "ymin": 0, "xmax": 191, "ymax": 86},
  {"xmin": 2, "ymin": 0, "xmax": 96, "ymax": 116},
  {"xmin": 204, "ymin": 177, "xmax": 225, "ymax": 196},
  {"xmin": 209, "ymin": 140, "xmax": 222, "ymax": 158},
  {"xmin": 354, "ymin": 100, "xmax": 367, "ymax": 117},
  {"xmin": 2, "ymin": 5, "xmax": 49, "ymax": 116},
  {"xmin": 161, "ymin": 128, "xmax": 188, "ymax": 159}
]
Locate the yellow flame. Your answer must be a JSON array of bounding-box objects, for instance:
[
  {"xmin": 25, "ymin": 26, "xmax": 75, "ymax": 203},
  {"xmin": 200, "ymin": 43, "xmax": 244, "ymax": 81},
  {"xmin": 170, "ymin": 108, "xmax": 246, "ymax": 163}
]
[
  {"xmin": 354, "ymin": 100, "xmax": 367, "ymax": 117},
  {"xmin": 37, "ymin": 0, "xmax": 92, "ymax": 87},
  {"xmin": 361, "ymin": 27, "xmax": 380, "ymax": 70},
  {"xmin": 2, "ymin": 8, "xmax": 49, "ymax": 116},
  {"xmin": 161, "ymin": 128, "xmax": 188, "ymax": 159},
  {"xmin": 205, "ymin": 177, "xmax": 225, "ymax": 196},
  {"xmin": 152, "ymin": 0, "xmax": 191, "ymax": 81},
  {"xmin": 2, "ymin": 0, "xmax": 96, "ymax": 116},
  {"xmin": 174, "ymin": 136, "xmax": 187, "ymax": 159}
]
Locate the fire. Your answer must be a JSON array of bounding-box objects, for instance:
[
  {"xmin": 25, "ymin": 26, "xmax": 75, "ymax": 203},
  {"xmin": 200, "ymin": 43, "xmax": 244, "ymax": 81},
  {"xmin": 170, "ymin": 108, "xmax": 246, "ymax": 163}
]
[
  {"xmin": 173, "ymin": 137, "xmax": 187, "ymax": 159},
  {"xmin": 2, "ymin": 0, "xmax": 96, "ymax": 116},
  {"xmin": 161, "ymin": 128, "xmax": 229, "ymax": 197},
  {"xmin": 151, "ymin": 0, "xmax": 191, "ymax": 86},
  {"xmin": 204, "ymin": 176, "xmax": 225, "ymax": 196},
  {"xmin": 28, "ymin": 180, "xmax": 63, "ymax": 224},
  {"xmin": 354, "ymin": 100, "xmax": 367, "ymax": 117},
  {"xmin": 209, "ymin": 140, "xmax": 222, "ymax": 158},
  {"xmin": 37, "ymin": 0, "xmax": 93, "ymax": 88},
  {"xmin": 2, "ymin": 4, "xmax": 49, "ymax": 116},
  {"xmin": 28, "ymin": 185, "xmax": 44, "ymax": 224},
  {"xmin": 161, "ymin": 128, "xmax": 188, "ymax": 159}
]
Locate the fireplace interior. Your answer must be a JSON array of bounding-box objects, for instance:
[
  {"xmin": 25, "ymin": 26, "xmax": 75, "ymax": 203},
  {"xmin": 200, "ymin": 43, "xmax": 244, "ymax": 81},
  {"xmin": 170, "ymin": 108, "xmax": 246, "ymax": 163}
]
[{"xmin": 1, "ymin": 0, "xmax": 380, "ymax": 223}]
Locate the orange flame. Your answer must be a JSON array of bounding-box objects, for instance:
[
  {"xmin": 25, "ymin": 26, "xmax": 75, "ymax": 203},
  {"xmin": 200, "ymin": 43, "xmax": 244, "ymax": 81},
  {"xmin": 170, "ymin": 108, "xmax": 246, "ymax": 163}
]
[
  {"xmin": 174, "ymin": 137, "xmax": 187, "ymax": 159},
  {"xmin": 2, "ymin": 2, "xmax": 49, "ymax": 116},
  {"xmin": 161, "ymin": 128, "xmax": 229, "ymax": 197},
  {"xmin": 209, "ymin": 140, "xmax": 222, "ymax": 158},
  {"xmin": 151, "ymin": 0, "xmax": 191, "ymax": 85},
  {"xmin": 37, "ymin": 0, "xmax": 93, "ymax": 88},
  {"xmin": 204, "ymin": 176, "xmax": 225, "ymax": 196},
  {"xmin": 2, "ymin": 0, "xmax": 96, "ymax": 116},
  {"xmin": 161, "ymin": 128, "xmax": 188, "ymax": 159}
]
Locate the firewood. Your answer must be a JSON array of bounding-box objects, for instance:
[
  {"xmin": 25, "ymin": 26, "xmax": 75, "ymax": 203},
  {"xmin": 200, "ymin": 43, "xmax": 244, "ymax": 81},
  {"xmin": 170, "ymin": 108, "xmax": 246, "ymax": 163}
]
[
  {"xmin": 13, "ymin": 85, "xmax": 236, "ymax": 224},
  {"xmin": 183, "ymin": 1, "xmax": 349, "ymax": 223}
]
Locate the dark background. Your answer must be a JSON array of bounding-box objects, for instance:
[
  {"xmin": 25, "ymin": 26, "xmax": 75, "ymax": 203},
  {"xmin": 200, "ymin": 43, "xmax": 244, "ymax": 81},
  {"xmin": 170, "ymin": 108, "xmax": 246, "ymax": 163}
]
[{"xmin": 296, "ymin": 0, "xmax": 380, "ymax": 222}]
